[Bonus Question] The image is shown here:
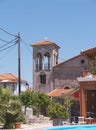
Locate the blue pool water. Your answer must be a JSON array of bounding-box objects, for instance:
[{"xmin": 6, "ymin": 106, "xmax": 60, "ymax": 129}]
[{"xmin": 44, "ymin": 125, "xmax": 96, "ymax": 130}]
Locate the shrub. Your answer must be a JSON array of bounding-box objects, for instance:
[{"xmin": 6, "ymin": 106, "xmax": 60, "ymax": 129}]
[{"xmin": 48, "ymin": 97, "xmax": 72, "ymax": 120}]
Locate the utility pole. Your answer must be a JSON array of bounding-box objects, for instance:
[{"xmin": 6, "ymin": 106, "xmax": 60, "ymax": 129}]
[{"xmin": 18, "ymin": 32, "xmax": 21, "ymax": 95}]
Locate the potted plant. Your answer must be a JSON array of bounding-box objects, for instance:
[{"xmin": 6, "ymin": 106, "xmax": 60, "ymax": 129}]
[
  {"xmin": 3, "ymin": 101, "xmax": 25, "ymax": 129},
  {"xmin": 0, "ymin": 87, "xmax": 25, "ymax": 129},
  {"xmin": 48, "ymin": 97, "xmax": 72, "ymax": 126},
  {"xmin": 14, "ymin": 112, "xmax": 25, "ymax": 128}
]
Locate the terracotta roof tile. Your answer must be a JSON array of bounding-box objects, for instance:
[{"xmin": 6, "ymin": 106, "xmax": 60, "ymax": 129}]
[
  {"xmin": 0, "ymin": 73, "xmax": 27, "ymax": 83},
  {"xmin": 47, "ymin": 88, "xmax": 75, "ymax": 97},
  {"xmin": 26, "ymin": 88, "xmax": 33, "ymax": 92},
  {"xmin": 31, "ymin": 40, "xmax": 60, "ymax": 48},
  {"xmin": 81, "ymin": 47, "xmax": 96, "ymax": 59}
]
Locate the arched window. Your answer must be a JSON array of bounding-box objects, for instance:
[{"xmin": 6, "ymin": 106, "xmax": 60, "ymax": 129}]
[
  {"xmin": 44, "ymin": 52, "xmax": 50, "ymax": 70},
  {"xmin": 36, "ymin": 53, "xmax": 42, "ymax": 70},
  {"xmin": 53, "ymin": 50, "xmax": 58, "ymax": 66},
  {"xmin": 40, "ymin": 72, "xmax": 46, "ymax": 84},
  {"xmin": 64, "ymin": 86, "xmax": 70, "ymax": 89}
]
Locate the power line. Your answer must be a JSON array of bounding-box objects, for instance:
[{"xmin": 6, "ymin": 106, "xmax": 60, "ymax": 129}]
[
  {"xmin": 0, "ymin": 29, "xmax": 32, "ymax": 89},
  {"xmin": 20, "ymin": 37, "xmax": 32, "ymax": 54},
  {"xmin": 0, "ymin": 27, "xmax": 17, "ymax": 37},
  {"xmin": 0, "ymin": 27, "xmax": 18, "ymax": 51},
  {"xmin": 0, "ymin": 42, "xmax": 17, "ymax": 64},
  {"xmin": 0, "ymin": 38, "xmax": 17, "ymax": 43},
  {"xmin": 0, "ymin": 38, "xmax": 17, "ymax": 49},
  {"xmin": 0, "ymin": 42, "xmax": 17, "ymax": 52},
  {"xmin": 0, "ymin": 38, "xmax": 10, "ymax": 43},
  {"xmin": 20, "ymin": 37, "xmax": 33, "ymax": 88}
]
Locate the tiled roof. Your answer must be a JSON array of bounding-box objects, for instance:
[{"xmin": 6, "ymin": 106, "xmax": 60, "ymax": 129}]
[
  {"xmin": 0, "ymin": 73, "xmax": 27, "ymax": 83},
  {"xmin": 26, "ymin": 88, "xmax": 33, "ymax": 92},
  {"xmin": 31, "ymin": 40, "xmax": 60, "ymax": 48},
  {"xmin": 81, "ymin": 47, "xmax": 96, "ymax": 59},
  {"xmin": 47, "ymin": 88, "xmax": 75, "ymax": 98}
]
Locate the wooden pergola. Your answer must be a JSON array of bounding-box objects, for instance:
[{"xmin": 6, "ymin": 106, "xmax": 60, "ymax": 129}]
[
  {"xmin": 77, "ymin": 75, "xmax": 96, "ymax": 117},
  {"xmin": 78, "ymin": 47, "xmax": 96, "ymax": 117},
  {"xmin": 81, "ymin": 47, "xmax": 96, "ymax": 60}
]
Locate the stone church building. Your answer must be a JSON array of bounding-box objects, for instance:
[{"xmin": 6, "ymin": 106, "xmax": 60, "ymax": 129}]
[{"xmin": 31, "ymin": 40, "xmax": 92, "ymax": 93}]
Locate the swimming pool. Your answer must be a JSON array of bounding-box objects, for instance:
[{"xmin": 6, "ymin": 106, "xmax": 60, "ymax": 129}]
[{"xmin": 44, "ymin": 125, "xmax": 96, "ymax": 130}]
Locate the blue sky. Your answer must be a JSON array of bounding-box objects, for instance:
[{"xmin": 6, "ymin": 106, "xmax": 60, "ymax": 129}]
[{"xmin": 0, "ymin": 0, "xmax": 96, "ymax": 87}]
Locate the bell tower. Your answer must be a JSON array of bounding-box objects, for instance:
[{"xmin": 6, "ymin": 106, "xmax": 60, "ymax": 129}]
[{"xmin": 31, "ymin": 40, "xmax": 60, "ymax": 93}]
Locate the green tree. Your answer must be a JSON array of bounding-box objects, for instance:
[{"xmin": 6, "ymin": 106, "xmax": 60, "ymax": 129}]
[
  {"xmin": 0, "ymin": 87, "xmax": 24, "ymax": 129},
  {"xmin": 48, "ymin": 96, "xmax": 72, "ymax": 120},
  {"xmin": 19, "ymin": 91, "xmax": 34, "ymax": 108},
  {"xmin": 36, "ymin": 92, "xmax": 50, "ymax": 115},
  {"xmin": 19, "ymin": 91, "xmax": 51, "ymax": 116},
  {"xmin": 91, "ymin": 58, "xmax": 96, "ymax": 75},
  {"xmin": 19, "ymin": 91, "xmax": 39, "ymax": 115}
]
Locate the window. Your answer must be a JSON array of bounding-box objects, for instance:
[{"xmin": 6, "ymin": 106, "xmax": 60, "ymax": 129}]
[
  {"xmin": 36, "ymin": 53, "xmax": 42, "ymax": 71},
  {"xmin": 44, "ymin": 52, "xmax": 50, "ymax": 70},
  {"xmin": 81, "ymin": 59, "xmax": 85, "ymax": 64},
  {"xmin": 64, "ymin": 86, "xmax": 70, "ymax": 89},
  {"xmin": 40, "ymin": 74, "xmax": 46, "ymax": 84}
]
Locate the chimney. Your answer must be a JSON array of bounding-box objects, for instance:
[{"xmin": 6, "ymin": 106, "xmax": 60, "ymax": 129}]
[{"xmin": 82, "ymin": 70, "xmax": 90, "ymax": 77}]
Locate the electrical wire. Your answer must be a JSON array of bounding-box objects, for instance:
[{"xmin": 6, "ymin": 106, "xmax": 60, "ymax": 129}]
[
  {"xmin": 0, "ymin": 38, "xmax": 10, "ymax": 43},
  {"xmin": 0, "ymin": 28, "xmax": 32, "ymax": 86},
  {"xmin": 20, "ymin": 37, "xmax": 32, "ymax": 54},
  {"xmin": 0, "ymin": 42, "xmax": 17, "ymax": 62},
  {"xmin": 0, "ymin": 27, "xmax": 17, "ymax": 37},
  {"xmin": 0, "ymin": 42, "xmax": 17, "ymax": 52},
  {"xmin": 20, "ymin": 37, "xmax": 33, "ymax": 87},
  {"xmin": 0, "ymin": 27, "xmax": 18, "ymax": 51},
  {"xmin": 0, "ymin": 38, "xmax": 17, "ymax": 49}
]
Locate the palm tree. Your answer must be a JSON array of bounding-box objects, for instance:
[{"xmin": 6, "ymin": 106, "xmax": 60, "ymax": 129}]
[{"xmin": 0, "ymin": 87, "xmax": 24, "ymax": 129}]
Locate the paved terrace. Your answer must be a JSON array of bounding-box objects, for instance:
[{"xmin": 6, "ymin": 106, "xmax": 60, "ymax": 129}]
[{"xmin": 15, "ymin": 121, "xmax": 53, "ymax": 130}]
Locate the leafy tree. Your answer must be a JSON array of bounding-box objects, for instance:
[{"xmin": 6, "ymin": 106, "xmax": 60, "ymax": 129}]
[
  {"xmin": 19, "ymin": 91, "xmax": 39, "ymax": 115},
  {"xmin": 36, "ymin": 92, "xmax": 50, "ymax": 115},
  {"xmin": 19, "ymin": 91, "xmax": 34, "ymax": 108},
  {"xmin": 91, "ymin": 58, "xmax": 96, "ymax": 75},
  {"xmin": 19, "ymin": 91, "xmax": 51, "ymax": 116},
  {"xmin": 48, "ymin": 96, "xmax": 72, "ymax": 120}
]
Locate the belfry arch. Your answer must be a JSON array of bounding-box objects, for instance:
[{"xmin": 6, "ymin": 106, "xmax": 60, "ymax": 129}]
[
  {"xmin": 44, "ymin": 52, "xmax": 50, "ymax": 70},
  {"xmin": 36, "ymin": 53, "xmax": 42, "ymax": 70}
]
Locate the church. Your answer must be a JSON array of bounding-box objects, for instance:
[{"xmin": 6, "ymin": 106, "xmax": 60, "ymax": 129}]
[
  {"xmin": 31, "ymin": 40, "xmax": 96, "ymax": 119},
  {"xmin": 31, "ymin": 40, "xmax": 93, "ymax": 93}
]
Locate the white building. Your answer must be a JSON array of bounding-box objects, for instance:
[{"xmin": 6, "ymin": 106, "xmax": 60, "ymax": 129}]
[{"xmin": 0, "ymin": 73, "xmax": 29, "ymax": 95}]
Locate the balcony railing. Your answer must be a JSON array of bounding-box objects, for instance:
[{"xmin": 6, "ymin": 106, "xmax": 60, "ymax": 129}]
[
  {"xmin": 44, "ymin": 63, "xmax": 50, "ymax": 70},
  {"xmin": 36, "ymin": 64, "xmax": 42, "ymax": 71},
  {"xmin": 36, "ymin": 63, "xmax": 50, "ymax": 71}
]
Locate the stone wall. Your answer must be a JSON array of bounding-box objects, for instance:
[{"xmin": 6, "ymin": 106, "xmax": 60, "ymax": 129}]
[{"xmin": 53, "ymin": 55, "xmax": 90, "ymax": 89}]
